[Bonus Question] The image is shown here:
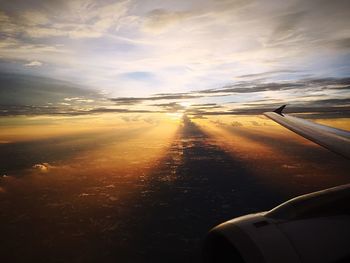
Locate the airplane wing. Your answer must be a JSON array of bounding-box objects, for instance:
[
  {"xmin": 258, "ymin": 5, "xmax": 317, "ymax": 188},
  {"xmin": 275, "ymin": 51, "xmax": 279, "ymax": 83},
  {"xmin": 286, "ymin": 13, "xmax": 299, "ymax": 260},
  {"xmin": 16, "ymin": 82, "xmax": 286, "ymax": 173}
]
[
  {"xmin": 264, "ymin": 105, "xmax": 350, "ymax": 159},
  {"xmin": 203, "ymin": 106, "xmax": 350, "ymax": 263}
]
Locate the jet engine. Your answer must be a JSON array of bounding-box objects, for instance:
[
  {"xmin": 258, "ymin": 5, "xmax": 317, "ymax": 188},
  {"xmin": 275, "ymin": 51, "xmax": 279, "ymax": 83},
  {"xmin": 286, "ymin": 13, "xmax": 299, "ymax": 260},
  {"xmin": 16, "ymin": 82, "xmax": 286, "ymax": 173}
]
[{"xmin": 203, "ymin": 184, "xmax": 350, "ymax": 263}]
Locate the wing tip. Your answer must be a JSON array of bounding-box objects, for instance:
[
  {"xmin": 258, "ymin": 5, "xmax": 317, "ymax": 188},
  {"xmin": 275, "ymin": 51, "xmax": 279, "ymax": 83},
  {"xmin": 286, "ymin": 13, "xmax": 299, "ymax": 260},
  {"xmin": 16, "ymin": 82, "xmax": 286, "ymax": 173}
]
[{"xmin": 273, "ymin": 105, "xmax": 287, "ymax": 116}]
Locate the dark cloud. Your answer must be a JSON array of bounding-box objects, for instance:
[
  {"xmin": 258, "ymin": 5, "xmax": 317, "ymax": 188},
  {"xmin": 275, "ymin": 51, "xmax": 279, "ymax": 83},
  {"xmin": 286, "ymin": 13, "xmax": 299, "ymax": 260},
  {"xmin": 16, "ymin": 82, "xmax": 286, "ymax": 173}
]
[
  {"xmin": 307, "ymin": 98, "xmax": 350, "ymax": 107},
  {"xmin": 197, "ymin": 77, "xmax": 350, "ymax": 95},
  {"xmin": 109, "ymin": 97, "xmax": 145, "ymax": 105},
  {"xmin": 240, "ymin": 97, "xmax": 350, "ymax": 109},
  {"xmin": 198, "ymin": 82, "xmax": 303, "ymax": 94},
  {"xmin": 0, "ymin": 73, "xmax": 101, "ymax": 106},
  {"xmin": 190, "ymin": 106, "xmax": 350, "ymax": 119},
  {"xmin": 0, "ymin": 105, "xmax": 156, "ymax": 116},
  {"xmin": 328, "ymin": 86, "xmax": 350, "ymax": 91},
  {"xmin": 152, "ymin": 102, "xmax": 185, "ymax": 112},
  {"xmin": 304, "ymin": 77, "xmax": 350, "ymax": 86},
  {"xmin": 191, "ymin": 103, "xmax": 222, "ymax": 109},
  {"xmin": 236, "ymin": 70, "xmax": 299, "ymax": 79},
  {"xmin": 120, "ymin": 115, "xmax": 141, "ymax": 122},
  {"xmin": 238, "ymin": 104, "xmax": 350, "ymax": 117},
  {"xmin": 329, "ymin": 38, "xmax": 350, "ymax": 50},
  {"xmin": 110, "ymin": 94, "xmax": 201, "ymax": 105},
  {"xmin": 88, "ymin": 108, "xmax": 153, "ymax": 114},
  {"xmin": 210, "ymin": 119, "xmax": 228, "ymax": 126},
  {"xmin": 192, "ymin": 103, "xmax": 217, "ymax": 106},
  {"xmin": 189, "ymin": 114, "xmax": 207, "ymax": 119},
  {"xmin": 251, "ymin": 121, "xmax": 260, "ymax": 126},
  {"xmin": 231, "ymin": 121, "xmax": 243, "ymax": 127}
]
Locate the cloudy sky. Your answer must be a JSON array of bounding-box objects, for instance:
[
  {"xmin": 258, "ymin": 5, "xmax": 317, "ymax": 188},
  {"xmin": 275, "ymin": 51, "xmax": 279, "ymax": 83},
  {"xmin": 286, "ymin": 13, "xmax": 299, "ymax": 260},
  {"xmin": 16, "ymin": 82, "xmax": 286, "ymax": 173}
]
[{"xmin": 0, "ymin": 0, "xmax": 349, "ymax": 115}]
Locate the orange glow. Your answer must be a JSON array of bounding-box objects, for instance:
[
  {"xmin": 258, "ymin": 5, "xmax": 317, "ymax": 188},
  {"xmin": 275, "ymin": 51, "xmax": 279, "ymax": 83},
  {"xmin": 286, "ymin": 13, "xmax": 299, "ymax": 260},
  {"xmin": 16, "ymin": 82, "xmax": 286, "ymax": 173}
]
[
  {"xmin": 0, "ymin": 113, "xmax": 179, "ymax": 208},
  {"xmin": 0, "ymin": 114, "xmax": 168, "ymax": 143},
  {"xmin": 193, "ymin": 115, "xmax": 350, "ymax": 192},
  {"xmin": 310, "ymin": 118, "xmax": 350, "ymax": 130},
  {"xmin": 165, "ymin": 112, "xmax": 184, "ymax": 120}
]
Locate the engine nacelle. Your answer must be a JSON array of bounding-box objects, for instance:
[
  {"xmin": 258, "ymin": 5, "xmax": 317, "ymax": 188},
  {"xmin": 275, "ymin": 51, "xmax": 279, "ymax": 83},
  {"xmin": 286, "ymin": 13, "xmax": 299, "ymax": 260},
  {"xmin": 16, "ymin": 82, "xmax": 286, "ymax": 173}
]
[{"xmin": 203, "ymin": 184, "xmax": 350, "ymax": 263}]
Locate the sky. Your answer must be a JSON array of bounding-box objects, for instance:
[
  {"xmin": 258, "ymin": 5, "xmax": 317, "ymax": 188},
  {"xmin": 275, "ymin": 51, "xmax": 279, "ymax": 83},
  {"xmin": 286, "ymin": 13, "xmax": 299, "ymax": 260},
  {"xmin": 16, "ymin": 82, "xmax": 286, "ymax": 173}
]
[{"xmin": 0, "ymin": 0, "xmax": 349, "ymax": 115}]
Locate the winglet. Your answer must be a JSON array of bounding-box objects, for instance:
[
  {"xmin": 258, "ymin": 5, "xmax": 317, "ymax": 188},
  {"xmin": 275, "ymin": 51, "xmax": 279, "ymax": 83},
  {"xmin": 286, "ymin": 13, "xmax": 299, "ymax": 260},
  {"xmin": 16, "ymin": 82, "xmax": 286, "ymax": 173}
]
[{"xmin": 273, "ymin": 105, "xmax": 286, "ymax": 116}]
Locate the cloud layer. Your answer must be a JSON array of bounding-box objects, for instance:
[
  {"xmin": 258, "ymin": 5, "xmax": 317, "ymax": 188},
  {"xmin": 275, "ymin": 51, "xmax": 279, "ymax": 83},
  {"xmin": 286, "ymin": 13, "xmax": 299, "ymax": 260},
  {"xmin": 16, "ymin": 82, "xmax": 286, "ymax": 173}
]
[
  {"xmin": 0, "ymin": 0, "xmax": 349, "ymax": 98},
  {"xmin": 0, "ymin": 73, "xmax": 349, "ymax": 118}
]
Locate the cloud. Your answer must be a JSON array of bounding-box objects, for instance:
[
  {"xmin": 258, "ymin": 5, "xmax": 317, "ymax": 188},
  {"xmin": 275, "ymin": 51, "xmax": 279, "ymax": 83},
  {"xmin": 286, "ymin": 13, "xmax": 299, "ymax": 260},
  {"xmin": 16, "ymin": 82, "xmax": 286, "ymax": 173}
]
[
  {"xmin": 0, "ymin": 104, "xmax": 158, "ymax": 116},
  {"xmin": 152, "ymin": 102, "xmax": 185, "ymax": 112},
  {"xmin": 0, "ymin": 73, "xmax": 102, "ymax": 106},
  {"xmin": 199, "ymin": 82, "xmax": 303, "ymax": 94},
  {"xmin": 305, "ymin": 98, "xmax": 350, "ymax": 107},
  {"xmin": 143, "ymin": 9, "xmax": 191, "ymax": 33},
  {"xmin": 236, "ymin": 70, "xmax": 300, "ymax": 79},
  {"xmin": 187, "ymin": 106, "xmax": 350, "ymax": 119},
  {"xmin": 210, "ymin": 119, "xmax": 228, "ymax": 127},
  {"xmin": 110, "ymin": 94, "xmax": 202, "ymax": 105},
  {"xmin": 32, "ymin": 162, "xmax": 52, "ymax": 172},
  {"xmin": 330, "ymin": 38, "xmax": 350, "ymax": 50},
  {"xmin": 268, "ymin": 11, "xmax": 306, "ymax": 46},
  {"xmin": 20, "ymin": 10, "xmax": 49, "ymax": 26},
  {"xmin": 195, "ymin": 78, "xmax": 350, "ymax": 102},
  {"xmin": 251, "ymin": 121, "xmax": 260, "ymax": 126},
  {"xmin": 1, "ymin": 71, "xmax": 349, "ymax": 118},
  {"xmin": 24, "ymin": 60, "xmax": 43, "ymax": 67},
  {"xmin": 191, "ymin": 103, "xmax": 222, "ymax": 109},
  {"xmin": 231, "ymin": 121, "xmax": 243, "ymax": 127},
  {"xmin": 120, "ymin": 115, "xmax": 141, "ymax": 122},
  {"xmin": 0, "ymin": 0, "xmax": 131, "ymax": 39},
  {"xmin": 88, "ymin": 107, "xmax": 153, "ymax": 114}
]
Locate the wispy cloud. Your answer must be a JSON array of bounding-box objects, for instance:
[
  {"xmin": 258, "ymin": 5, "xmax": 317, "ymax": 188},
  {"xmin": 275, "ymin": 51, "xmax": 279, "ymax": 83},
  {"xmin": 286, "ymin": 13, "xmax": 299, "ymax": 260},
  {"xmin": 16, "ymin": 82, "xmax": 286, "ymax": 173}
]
[
  {"xmin": 24, "ymin": 60, "xmax": 42, "ymax": 67},
  {"xmin": 110, "ymin": 94, "xmax": 202, "ymax": 105},
  {"xmin": 0, "ymin": 0, "xmax": 348, "ymax": 97}
]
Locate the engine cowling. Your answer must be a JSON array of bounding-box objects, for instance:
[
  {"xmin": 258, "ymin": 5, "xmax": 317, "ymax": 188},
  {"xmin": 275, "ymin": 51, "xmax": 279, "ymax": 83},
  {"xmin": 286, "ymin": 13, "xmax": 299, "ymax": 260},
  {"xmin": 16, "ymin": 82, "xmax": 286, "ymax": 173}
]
[{"xmin": 203, "ymin": 184, "xmax": 350, "ymax": 263}]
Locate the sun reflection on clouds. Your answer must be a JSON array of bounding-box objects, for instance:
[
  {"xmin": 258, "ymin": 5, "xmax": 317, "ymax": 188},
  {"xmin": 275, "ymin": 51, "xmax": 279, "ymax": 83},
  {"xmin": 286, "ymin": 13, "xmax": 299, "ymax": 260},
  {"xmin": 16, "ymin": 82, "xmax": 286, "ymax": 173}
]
[
  {"xmin": 166, "ymin": 112, "xmax": 184, "ymax": 121},
  {"xmin": 192, "ymin": 114, "xmax": 350, "ymax": 191},
  {"xmin": 0, "ymin": 112, "xmax": 180, "ymax": 184},
  {"xmin": 178, "ymin": 101, "xmax": 192, "ymax": 108},
  {"xmin": 0, "ymin": 113, "xmax": 181, "ymax": 232}
]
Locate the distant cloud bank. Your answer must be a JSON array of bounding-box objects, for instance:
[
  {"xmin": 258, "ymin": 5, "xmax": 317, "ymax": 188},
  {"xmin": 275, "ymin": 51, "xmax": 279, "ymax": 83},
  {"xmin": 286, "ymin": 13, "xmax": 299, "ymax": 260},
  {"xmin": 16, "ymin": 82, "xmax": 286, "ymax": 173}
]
[{"xmin": 0, "ymin": 73, "xmax": 349, "ymax": 118}]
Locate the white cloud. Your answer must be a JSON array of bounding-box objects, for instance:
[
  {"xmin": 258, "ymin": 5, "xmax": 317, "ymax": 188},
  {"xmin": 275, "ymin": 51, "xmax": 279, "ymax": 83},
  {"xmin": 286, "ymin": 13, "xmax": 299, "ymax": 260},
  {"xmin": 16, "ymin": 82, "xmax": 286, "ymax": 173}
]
[
  {"xmin": 32, "ymin": 162, "xmax": 53, "ymax": 172},
  {"xmin": 24, "ymin": 60, "xmax": 43, "ymax": 67}
]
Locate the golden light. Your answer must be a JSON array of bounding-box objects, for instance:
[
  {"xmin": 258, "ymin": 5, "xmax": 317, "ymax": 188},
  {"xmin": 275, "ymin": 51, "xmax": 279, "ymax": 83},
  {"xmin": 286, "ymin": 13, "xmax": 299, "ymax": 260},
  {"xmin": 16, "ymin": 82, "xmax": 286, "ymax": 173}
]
[
  {"xmin": 179, "ymin": 101, "xmax": 192, "ymax": 109},
  {"xmin": 166, "ymin": 112, "xmax": 184, "ymax": 121}
]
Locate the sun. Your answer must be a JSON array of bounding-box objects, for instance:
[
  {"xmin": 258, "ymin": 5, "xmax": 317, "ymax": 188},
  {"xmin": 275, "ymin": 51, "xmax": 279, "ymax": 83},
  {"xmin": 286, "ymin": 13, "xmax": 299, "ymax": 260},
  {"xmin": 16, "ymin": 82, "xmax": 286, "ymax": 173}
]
[
  {"xmin": 166, "ymin": 112, "xmax": 184, "ymax": 121},
  {"xmin": 179, "ymin": 101, "xmax": 192, "ymax": 109}
]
